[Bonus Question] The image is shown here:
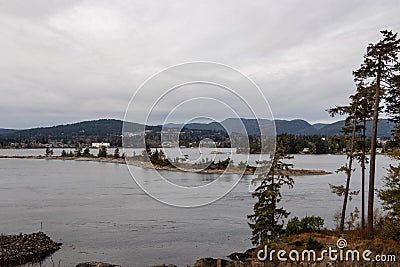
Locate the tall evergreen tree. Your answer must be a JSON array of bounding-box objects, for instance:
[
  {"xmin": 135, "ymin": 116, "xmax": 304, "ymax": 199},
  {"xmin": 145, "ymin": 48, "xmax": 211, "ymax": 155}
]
[
  {"xmin": 353, "ymin": 84, "xmax": 375, "ymax": 230},
  {"xmin": 328, "ymin": 102, "xmax": 360, "ymax": 234},
  {"xmin": 353, "ymin": 30, "xmax": 400, "ymax": 239},
  {"xmin": 385, "ymin": 74, "xmax": 400, "ymax": 139},
  {"xmin": 248, "ymin": 136, "xmax": 294, "ymax": 245},
  {"xmin": 379, "ymin": 74, "xmax": 400, "ymax": 240},
  {"xmin": 328, "ymin": 81, "xmax": 376, "ymax": 234}
]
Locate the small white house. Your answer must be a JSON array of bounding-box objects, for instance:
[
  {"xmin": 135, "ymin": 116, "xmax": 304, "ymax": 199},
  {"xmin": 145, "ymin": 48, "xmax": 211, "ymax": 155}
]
[{"xmin": 92, "ymin": 142, "xmax": 110, "ymax": 148}]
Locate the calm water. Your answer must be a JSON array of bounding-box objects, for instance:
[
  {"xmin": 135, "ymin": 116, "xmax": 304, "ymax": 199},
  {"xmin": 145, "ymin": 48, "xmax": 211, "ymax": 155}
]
[{"xmin": 0, "ymin": 150, "xmax": 395, "ymax": 266}]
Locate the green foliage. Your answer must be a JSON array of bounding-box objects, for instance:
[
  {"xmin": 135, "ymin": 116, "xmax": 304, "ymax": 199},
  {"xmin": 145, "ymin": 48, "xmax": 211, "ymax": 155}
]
[
  {"xmin": 148, "ymin": 149, "xmax": 173, "ymax": 167},
  {"xmin": 346, "ymin": 207, "xmax": 360, "ymax": 230},
  {"xmin": 97, "ymin": 146, "xmax": 107, "ymax": 158},
  {"xmin": 285, "ymin": 217, "xmax": 301, "ymax": 235},
  {"xmin": 248, "ymin": 136, "xmax": 294, "ymax": 245},
  {"xmin": 328, "ymin": 88, "xmax": 365, "ymax": 234},
  {"xmin": 378, "ymin": 164, "xmax": 400, "ymax": 220},
  {"xmin": 238, "ymin": 161, "xmax": 247, "ymax": 168},
  {"xmin": 382, "ymin": 218, "xmax": 400, "ymax": 241},
  {"xmin": 82, "ymin": 147, "xmax": 90, "ymax": 156},
  {"xmin": 329, "ymin": 184, "xmax": 359, "ymax": 201},
  {"xmin": 113, "ymin": 148, "xmax": 120, "ymax": 159},
  {"xmin": 45, "ymin": 147, "xmax": 53, "ymax": 157},
  {"xmin": 294, "ymin": 240, "xmax": 303, "ymax": 246},
  {"xmin": 386, "ymin": 74, "xmax": 400, "ymax": 126},
  {"xmin": 305, "ymin": 237, "xmax": 323, "ymax": 250},
  {"xmin": 271, "ymin": 134, "xmax": 345, "ymax": 154},
  {"xmin": 212, "ymin": 158, "xmax": 232, "ymax": 169},
  {"xmin": 353, "ymin": 30, "xmax": 400, "ymax": 238},
  {"xmin": 141, "ymin": 144, "xmax": 152, "ymax": 161},
  {"xmin": 75, "ymin": 147, "xmax": 82, "ymax": 157},
  {"xmin": 0, "ymin": 119, "xmax": 124, "ymax": 147},
  {"xmin": 285, "ymin": 216, "xmax": 325, "ymax": 236},
  {"xmin": 300, "ymin": 216, "xmax": 325, "ymax": 233}
]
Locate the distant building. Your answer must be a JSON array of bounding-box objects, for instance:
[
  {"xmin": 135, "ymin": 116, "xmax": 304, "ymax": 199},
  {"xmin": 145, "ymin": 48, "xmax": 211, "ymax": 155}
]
[{"xmin": 92, "ymin": 142, "xmax": 110, "ymax": 148}]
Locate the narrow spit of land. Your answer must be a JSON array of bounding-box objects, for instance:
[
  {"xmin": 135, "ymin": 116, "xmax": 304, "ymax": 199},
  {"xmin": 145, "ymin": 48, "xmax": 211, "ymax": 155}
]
[{"xmin": 0, "ymin": 155, "xmax": 332, "ymax": 176}]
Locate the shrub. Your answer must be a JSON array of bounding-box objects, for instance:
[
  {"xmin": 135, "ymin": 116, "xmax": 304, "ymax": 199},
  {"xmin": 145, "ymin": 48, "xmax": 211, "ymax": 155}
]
[
  {"xmin": 285, "ymin": 216, "xmax": 325, "ymax": 236},
  {"xmin": 98, "ymin": 146, "xmax": 107, "ymax": 157},
  {"xmin": 382, "ymin": 218, "xmax": 400, "ymax": 241},
  {"xmin": 305, "ymin": 237, "xmax": 323, "ymax": 250},
  {"xmin": 286, "ymin": 217, "xmax": 301, "ymax": 235},
  {"xmin": 300, "ymin": 216, "xmax": 324, "ymax": 233}
]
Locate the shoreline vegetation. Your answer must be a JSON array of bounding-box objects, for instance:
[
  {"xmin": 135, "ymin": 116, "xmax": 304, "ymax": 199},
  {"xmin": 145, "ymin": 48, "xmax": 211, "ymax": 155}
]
[{"xmin": 0, "ymin": 155, "xmax": 331, "ymax": 176}]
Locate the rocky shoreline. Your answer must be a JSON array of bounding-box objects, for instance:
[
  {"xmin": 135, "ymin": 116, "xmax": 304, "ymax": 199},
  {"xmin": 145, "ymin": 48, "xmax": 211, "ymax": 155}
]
[
  {"xmin": 0, "ymin": 232, "xmax": 62, "ymax": 266},
  {"xmin": 75, "ymin": 233, "xmax": 400, "ymax": 267},
  {"xmin": 0, "ymin": 155, "xmax": 331, "ymax": 176},
  {"xmin": 2, "ymin": 232, "xmax": 398, "ymax": 267}
]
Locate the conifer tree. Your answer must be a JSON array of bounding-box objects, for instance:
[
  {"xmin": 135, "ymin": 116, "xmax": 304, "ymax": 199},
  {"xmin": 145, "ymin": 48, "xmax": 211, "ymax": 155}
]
[
  {"xmin": 248, "ymin": 136, "xmax": 294, "ymax": 245},
  {"xmin": 98, "ymin": 146, "xmax": 107, "ymax": 158},
  {"xmin": 75, "ymin": 147, "xmax": 82, "ymax": 157},
  {"xmin": 83, "ymin": 147, "xmax": 90, "ymax": 157},
  {"xmin": 113, "ymin": 148, "xmax": 120, "ymax": 159},
  {"xmin": 328, "ymin": 102, "xmax": 360, "ymax": 234},
  {"xmin": 353, "ymin": 30, "xmax": 400, "ymax": 239},
  {"xmin": 378, "ymin": 165, "xmax": 400, "ymax": 220},
  {"xmin": 353, "ymin": 84, "xmax": 375, "ymax": 229},
  {"xmin": 45, "ymin": 147, "xmax": 53, "ymax": 157}
]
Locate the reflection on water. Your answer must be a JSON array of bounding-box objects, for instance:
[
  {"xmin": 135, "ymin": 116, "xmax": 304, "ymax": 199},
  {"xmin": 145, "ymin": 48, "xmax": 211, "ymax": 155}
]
[{"xmin": 0, "ymin": 152, "xmax": 394, "ymax": 266}]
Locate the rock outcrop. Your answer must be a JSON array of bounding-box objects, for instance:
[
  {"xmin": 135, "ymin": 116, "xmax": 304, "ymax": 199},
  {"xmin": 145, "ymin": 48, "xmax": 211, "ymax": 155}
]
[{"xmin": 0, "ymin": 232, "xmax": 62, "ymax": 266}]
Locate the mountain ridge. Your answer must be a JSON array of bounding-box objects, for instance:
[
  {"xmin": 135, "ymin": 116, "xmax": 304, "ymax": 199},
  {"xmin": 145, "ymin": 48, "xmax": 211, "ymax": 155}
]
[{"xmin": 0, "ymin": 118, "xmax": 396, "ymax": 138}]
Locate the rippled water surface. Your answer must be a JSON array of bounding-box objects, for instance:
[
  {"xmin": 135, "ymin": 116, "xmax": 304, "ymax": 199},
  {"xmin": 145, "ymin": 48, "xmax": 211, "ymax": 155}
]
[{"xmin": 0, "ymin": 150, "xmax": 394, "ymax": 266}]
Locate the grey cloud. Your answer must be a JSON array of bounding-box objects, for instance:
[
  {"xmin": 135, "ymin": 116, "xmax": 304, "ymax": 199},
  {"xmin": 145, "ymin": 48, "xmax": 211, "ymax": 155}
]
[{"xmin": 0, "ymin": 0, "xmax": 399, "ymax": 128}]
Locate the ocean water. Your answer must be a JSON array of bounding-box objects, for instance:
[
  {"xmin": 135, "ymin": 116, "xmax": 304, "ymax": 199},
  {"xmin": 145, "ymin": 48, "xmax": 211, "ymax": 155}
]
[{"xmin": 0, "ymin": 151, "xmax": 394, "ymax": 266}]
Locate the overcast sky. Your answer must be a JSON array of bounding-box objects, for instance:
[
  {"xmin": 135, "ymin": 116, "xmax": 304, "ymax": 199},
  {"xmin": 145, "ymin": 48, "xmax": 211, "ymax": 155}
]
[{"xmin": 1, "ymin": 0, "xmax": 399, "ymax": 129}]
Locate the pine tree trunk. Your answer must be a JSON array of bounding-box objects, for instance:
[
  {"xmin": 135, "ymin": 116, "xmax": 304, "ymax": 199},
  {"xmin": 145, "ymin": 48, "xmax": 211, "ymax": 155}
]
[
  {"xmin": 361, "ymin": 120, "xmax": 366, "ymax": 231},
  {"xmin": 339, "ymin": 115, "xmax": 358, "ymax": 233},
  {"xmin": 367, "ymin": 55, "xmax": 382, "ymax": 239}
]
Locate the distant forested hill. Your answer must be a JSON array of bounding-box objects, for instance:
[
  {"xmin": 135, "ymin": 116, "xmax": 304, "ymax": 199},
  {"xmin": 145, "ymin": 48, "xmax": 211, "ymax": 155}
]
[
  {"xmin": 0, "ymin": 118, "xmax": 396, "ymax": 140},
  {"xmin": 2, "ymin": 119, "xmax": 125, "ymax": 139},
  {"xmin": 317, "ymin": 119, "xmax": 395, "ymax": 138}
]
